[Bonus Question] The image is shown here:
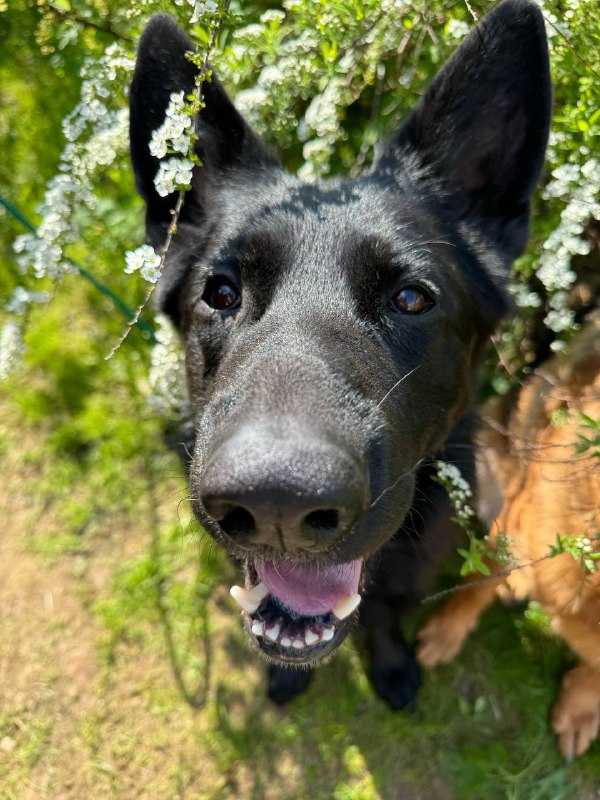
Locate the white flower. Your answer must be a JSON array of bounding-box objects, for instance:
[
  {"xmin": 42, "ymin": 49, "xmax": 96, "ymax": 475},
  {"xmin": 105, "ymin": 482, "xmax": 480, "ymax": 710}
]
[
  {"xmin": 260, "ymin": 9, "xmax": 285, "ymax": 24},
  {"xmin": 190, "ymin": 0, "xmax": 218, "ymax": 24},
  {"xmin": 154, "ymin": 157, "xmax": 195, "ymax": 197},
  {"xmin": 149, "ymin": 129, "xmax": 169, "ymax": 159},
  {"xmin": 509, "ymin": 283, "xmax": 542, "ymax": 310},
  {"xmin": 147, "ymin": 314, "xmax": 188, "ymax": 413},
  {"xmin": 149, "ymin": 91, "xmax": 194, "ymax": 160},
  {"xmin": 125, "ymin": 244, "xmax": 162, "ymax": 280},
  {"xmin": 446, "ymin": 19, "xmax": 469, "ymax": 40},
  {"xmin": 5, "ymin": 287, "xmax": 50, "ymax": 315},
  {"xmin": 0, "ymin": 321, "xmax": 25, "ymax": 380}
]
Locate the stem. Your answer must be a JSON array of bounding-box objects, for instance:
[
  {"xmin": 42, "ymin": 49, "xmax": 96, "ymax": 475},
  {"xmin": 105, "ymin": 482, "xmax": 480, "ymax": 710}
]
[
  {"xmin": 43, "ymin": 4, "xmax": 133, "ymax": 43},
  {"xmin": 106, "ymin": 1, "xmax": 232, "ymax": 359},
  {"xmin": 105, "ymin": 192, "xmax": 184, "ymax": 360}
]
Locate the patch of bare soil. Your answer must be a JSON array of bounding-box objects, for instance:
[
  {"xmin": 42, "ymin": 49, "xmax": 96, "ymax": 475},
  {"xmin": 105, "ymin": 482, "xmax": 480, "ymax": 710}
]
[{"xmin": 0, "ymin": 419, "xmax": 226, "ymax": 799}]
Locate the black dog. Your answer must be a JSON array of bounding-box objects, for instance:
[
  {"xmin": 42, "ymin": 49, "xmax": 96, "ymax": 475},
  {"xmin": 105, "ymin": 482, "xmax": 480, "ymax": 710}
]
[{"xmin": 129, "ymin": 0, "xmax": 551, "ymax": 707}]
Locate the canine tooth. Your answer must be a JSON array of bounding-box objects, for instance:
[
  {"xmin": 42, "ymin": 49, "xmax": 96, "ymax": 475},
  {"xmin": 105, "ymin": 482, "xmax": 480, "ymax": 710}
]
[
  {"xmin": 322, "ymin": 627, "xmax": 335, "ymax": 642},
  {"xmin": 332, "ymin": 593, "xmax": 361, "ymax": 621},
  {"xmin": 280, "ymin": 637, "xmax": 292, "ymax": 648},
  {"xmin": 265, "ymin": 624, "xmax": 281, "ymax": 642},
  {"xmin": 251, "ymin": 620, "xmax": 264, "ymax": 637},
  {"xmin": 292, "ymin": 640, "xmax": 304, "ymax": 649},
  {"xmin": 305, "ymin": 630, "xmax": 319, "ymax": 646},
  {"xmin": 229, "ymin": 582, "xmax": 269, "ymax": 614}
]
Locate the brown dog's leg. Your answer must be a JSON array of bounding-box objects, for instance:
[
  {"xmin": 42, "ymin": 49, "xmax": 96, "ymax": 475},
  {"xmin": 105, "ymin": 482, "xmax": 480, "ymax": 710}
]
[
  {"xmin": 550, "ymin": 615, "xmax": 600, "ymax": 761},
  {"xmin": 416, "ymin": 571, "xmax": 503, "ymax": 668}
]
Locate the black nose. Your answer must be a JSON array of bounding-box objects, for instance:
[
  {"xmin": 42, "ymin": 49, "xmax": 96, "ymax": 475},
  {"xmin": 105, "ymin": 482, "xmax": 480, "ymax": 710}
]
[{"xmin": 199, "ymin": 425, "xmax": 368, "ymax": 552}]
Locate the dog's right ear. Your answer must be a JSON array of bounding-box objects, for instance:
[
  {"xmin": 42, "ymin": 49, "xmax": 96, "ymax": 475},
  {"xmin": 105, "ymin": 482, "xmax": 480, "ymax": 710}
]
[
  {"xmin": 130, "ymin": 14, "xmax": 279, "ymax": 239},
  {"xmin": 376, "ymin": 0, "xmax": 551, "ymax": 263}
]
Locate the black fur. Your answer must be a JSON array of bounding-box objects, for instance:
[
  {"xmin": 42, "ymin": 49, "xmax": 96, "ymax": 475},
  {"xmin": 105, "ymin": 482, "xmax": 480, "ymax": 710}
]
[{"xmin": 130, "ymin": 0, "xmax": 551, "ymax": 708}]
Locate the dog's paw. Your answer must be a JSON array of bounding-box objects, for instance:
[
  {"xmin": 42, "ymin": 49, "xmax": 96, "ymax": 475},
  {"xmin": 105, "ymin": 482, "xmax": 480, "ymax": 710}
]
[
  {"xmin": 267, "ymin": 664, "xmax": 312, "ymax": 705},
  {"xmin": 370, "ymin": 650, "xmax": 422, "ymax": 711},
  {"xmin": 416, "ymin": 609, "xmax": 474, "ymax": 668},
  {"xmin": 552, "ymin": 665, "xmax": 600, "ymax": 762}
]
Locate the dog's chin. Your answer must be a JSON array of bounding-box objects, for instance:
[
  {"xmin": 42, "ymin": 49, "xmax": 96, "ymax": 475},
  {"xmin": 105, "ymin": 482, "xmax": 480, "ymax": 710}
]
[{"xmin": 235, "ymin": 560, "xmax": 362, "ymax": 667}]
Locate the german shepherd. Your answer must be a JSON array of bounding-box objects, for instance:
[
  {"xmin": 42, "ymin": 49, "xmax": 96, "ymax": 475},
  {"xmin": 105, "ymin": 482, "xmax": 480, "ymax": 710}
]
[
  {"xmin": 418, "ymin": 316, "xmax": 600, "ymax": 759},
  {"xmin": 129, "ymin": 0, "xmax": 551, "ymax": 706}
]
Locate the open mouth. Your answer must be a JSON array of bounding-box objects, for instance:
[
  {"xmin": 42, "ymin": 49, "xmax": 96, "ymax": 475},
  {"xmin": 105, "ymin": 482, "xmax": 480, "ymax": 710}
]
[{"xmin": 229, "ymin": 558, "xmax": 363, "ymax": 665}]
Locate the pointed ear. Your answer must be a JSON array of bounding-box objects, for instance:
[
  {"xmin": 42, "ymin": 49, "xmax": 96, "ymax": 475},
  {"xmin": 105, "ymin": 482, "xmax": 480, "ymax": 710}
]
[
  {"xmin": 378, "ymin": 0, "xmax": 551, "ymax": 259},
  {"xmin": 129, "ymin": 14, "xmax": 279, "ymax": 236}
]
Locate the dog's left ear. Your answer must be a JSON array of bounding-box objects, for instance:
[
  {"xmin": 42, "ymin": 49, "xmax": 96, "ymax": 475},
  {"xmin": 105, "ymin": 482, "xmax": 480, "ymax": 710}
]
[
  {"xmin": 378, "ymin": 0, "xmax": 551, "ymax": 260},
  {"xmin": 130, "ymin": 14, "xmax": 280, "ymax": 318}
]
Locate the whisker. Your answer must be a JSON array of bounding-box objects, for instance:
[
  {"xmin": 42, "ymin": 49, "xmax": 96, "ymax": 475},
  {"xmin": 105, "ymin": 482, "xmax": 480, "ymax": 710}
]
[
  {"xmin": 375, "ymin": 364, "xmax": 421, "ymax": 410},
  {"xmin": 369, "ymin": 459, "xmax": 423, "ymax": 509}
]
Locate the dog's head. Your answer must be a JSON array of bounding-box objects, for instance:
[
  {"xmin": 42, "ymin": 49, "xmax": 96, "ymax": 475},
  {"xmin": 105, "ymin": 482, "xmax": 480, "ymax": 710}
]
[{"xmin": 130, "ymin": 0, "xmax": 550, "ymax": 666}]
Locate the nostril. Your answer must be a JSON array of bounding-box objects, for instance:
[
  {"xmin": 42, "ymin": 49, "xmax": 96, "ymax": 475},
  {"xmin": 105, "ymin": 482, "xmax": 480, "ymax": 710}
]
[
  {"xmin": 219, "ymin": 506, "xmax": 256, "ymax": 538},
  {"xmin": 303, "ymin": 509, "xmax": 340, "ymax": 534}
]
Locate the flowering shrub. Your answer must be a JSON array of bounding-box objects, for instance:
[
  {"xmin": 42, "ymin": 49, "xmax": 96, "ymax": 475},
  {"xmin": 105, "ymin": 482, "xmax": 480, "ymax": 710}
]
[{"xmin": 2, "ymin": 0, "xmax": 598, "ymax": 386}]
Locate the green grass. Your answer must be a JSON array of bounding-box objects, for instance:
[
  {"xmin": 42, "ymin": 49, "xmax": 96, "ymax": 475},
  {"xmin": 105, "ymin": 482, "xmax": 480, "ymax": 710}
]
[{"xmin": 1, "ymin": 286, "xmax": 599, "ymax": 799}]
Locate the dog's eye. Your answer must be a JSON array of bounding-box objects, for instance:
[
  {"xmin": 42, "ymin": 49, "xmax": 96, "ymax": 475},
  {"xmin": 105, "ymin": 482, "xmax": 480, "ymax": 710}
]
[
  {"xmin": 203, "ymin": 276, "xmax": 241, "ymax": 311},
  {"xmin": 392, "ymin": 286, "xmax": 434, "ymax": 315}
]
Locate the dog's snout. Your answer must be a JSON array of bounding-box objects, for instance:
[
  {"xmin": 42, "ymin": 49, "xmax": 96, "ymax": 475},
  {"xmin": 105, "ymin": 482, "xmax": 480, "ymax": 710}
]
[{"xmin": 199, "ymin": 425, "xmax": 368, "ymax": 552}]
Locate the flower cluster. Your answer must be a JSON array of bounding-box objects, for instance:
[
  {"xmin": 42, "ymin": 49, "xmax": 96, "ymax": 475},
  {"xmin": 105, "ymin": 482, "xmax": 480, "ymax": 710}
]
[
  {"xmin": 0, "ymin": 321, "xmax": 26, "ymax": 381},
  {"xmin": 124, "ymin": 245, "xmax": 163, "ymax": 284},
  {"xmin": 434, "ymin": 460, "xmax": 476, "ymax": 526},
  {"xmin": 13, "ymin": 45, "xmax": 134, "ymax": 283},
  {"xmin": 147, "ymin": 314, "xmax": 188, "ymax": 413},
  {"xmin": 174, "ymin": 0, "xmax": 218, "ymax": 24},
  {"xmin": 154, "ymin": 157, "xmax": 196, "ymax": 197},
  {"xmin": 149, "ymin": 92, "xmax": 195, "ymax": 159},
  {"xmin": 433, "ymin": 460, "xmax": 500, "ymax": 576},
  {"xmin": 537, "ymin": 158, "xmax": 600, "ymax": 348},
  {"xmin": 5, "ymin": 287, "xmax": 50, "ymax": 316}
]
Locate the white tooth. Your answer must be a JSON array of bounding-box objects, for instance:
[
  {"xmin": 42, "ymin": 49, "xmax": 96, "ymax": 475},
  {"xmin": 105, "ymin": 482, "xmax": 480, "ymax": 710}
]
[
  {"xmin": 304, "ymin": 630, "xmax": 319, "ymax": 646},
  {"xmin": 332, "ymin": 593, "xmax": 361, "ymax": 621},
  {"xmin": 280, "ymin": 637, "xmax": 292, "ymax": 648},
  {"xmin": 322, "ymin": 627, "xmax": 335, "ymax": 642},
  {"xmin": 292, "ymin": 640, "xmax": 304, "ymax": 649},
  {"xmin": 229, "ymin": 582, "xmax": 269, "ymax": 614},
  {"xmin": 265, "ymin": 624, "xmax": 281, "ymax": 642},
  {"xmin": 251, "ymin": 620, "xmax": 264, "ymax": 637}
]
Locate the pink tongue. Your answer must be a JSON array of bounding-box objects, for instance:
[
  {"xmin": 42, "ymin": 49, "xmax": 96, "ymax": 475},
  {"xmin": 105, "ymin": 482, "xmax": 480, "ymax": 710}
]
[{"xmin": 255, "ymin": 559, "xmax": 362, "ymax": 616}]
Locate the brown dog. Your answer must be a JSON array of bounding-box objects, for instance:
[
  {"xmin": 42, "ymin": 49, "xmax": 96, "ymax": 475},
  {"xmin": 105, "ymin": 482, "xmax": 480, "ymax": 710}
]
[{"xmin": 417, "ymin": 316, "xmax": 600, "ymax": 760}]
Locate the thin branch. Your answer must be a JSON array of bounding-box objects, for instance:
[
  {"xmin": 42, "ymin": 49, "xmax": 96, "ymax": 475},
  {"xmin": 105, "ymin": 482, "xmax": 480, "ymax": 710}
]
[
  {"xmin": 463, "ymin": 0, "xmax": 478, "ymax": 23},
  {"xmin": 106, "ymin": 193, "xmax": 184, "ymax": 360},
  {"xmin": 106, "ymin": 2, "xmax": 231, "ymax": 360},
  {"xmin": 43, "ymin": 4, "xmax": 133, "ymax": 43}
]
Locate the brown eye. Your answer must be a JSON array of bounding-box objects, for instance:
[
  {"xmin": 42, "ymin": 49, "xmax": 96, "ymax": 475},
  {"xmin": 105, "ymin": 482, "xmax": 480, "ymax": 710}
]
[
  {"xmin": 203, "ymin": 276, "xmax": 241, "ymax": 311},
  {"xmin": 392, "ymin": 286, "xmax": 434, "ymax": 314}
]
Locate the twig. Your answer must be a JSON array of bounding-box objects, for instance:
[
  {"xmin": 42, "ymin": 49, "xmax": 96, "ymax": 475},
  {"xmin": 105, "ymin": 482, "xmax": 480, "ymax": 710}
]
[
  {"xmin": 106, "ymin": 2, "xmax": 231, "ymax": 360},
  {"xmin": 463, "ymin": 0, "xmax": 478, "ymax": 23},
  {"xmin": 543, "ymin": 14, "xmax": 600, "ymax": 90},
  {"xmin": 106, "ymin": 193, "xmax": 184, "ymax": 360},
  {"xmin": 43, "ymin": 4, "xmax": 133, "ymax": 43},
  {"xmin": 421, "ymin": 552, "xmax": 552, "ymax": 604}
]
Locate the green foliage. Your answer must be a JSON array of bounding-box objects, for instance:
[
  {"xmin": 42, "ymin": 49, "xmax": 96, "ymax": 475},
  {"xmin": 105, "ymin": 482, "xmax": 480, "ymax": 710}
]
[
  {"xmin": 548, "ymin": 532, "xmax": 600, "ymax": 574},
  {"xmin": 576, "ymin": 413, "xmax": 600, "ymax": 459}
]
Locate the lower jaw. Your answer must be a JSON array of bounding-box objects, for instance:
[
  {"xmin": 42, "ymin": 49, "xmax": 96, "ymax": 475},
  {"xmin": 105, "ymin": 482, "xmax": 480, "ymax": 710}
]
[
  {"xmin": 240, "ymin": 561, "xmax": 358, "ymax": 666},
  {"xmin": 243, "ymin": 603, "xmax": 355, "ymax": 666}
]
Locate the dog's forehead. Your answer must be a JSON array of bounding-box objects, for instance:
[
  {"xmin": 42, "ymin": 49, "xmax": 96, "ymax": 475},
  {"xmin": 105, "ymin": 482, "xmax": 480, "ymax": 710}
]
[{"xmin": 227, "ymin": 174, "xmax": 447, "ymax": 270}]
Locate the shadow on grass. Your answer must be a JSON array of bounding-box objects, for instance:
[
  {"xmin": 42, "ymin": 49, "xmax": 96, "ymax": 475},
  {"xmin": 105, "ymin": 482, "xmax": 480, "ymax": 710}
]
[{"xmin": 187, "ymin": 601, "xmax": 597, "ymax": 800}]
